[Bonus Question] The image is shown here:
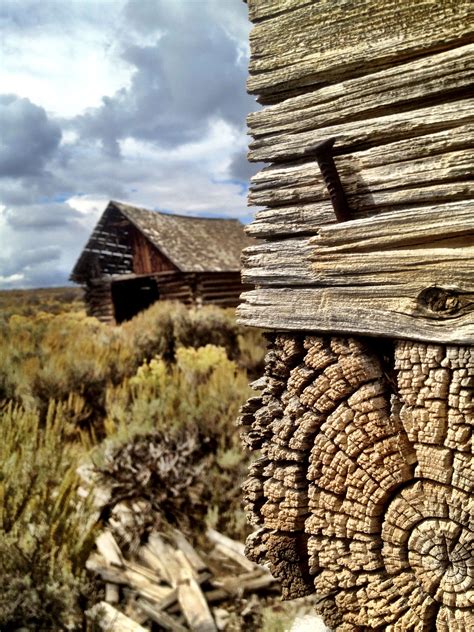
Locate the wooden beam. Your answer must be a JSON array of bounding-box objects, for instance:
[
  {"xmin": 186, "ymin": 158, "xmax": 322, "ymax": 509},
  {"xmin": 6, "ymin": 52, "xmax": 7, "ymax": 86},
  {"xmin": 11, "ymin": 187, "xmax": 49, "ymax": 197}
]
[{"xmin": 237, "ymin": 286, "xmax": 474, "ymax": 344}]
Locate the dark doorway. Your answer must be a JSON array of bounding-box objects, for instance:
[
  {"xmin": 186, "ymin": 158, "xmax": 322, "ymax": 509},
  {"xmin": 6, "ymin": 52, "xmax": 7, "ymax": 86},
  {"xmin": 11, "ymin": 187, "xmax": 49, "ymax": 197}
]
[{"xmin": 111, "ymin": 277, "xmax": 160, "ymax": 323}]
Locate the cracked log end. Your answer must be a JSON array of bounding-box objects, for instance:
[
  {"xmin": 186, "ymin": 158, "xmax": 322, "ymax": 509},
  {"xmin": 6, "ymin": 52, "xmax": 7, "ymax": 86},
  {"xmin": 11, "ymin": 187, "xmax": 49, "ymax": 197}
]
[{"xmin": 239, "ymin": 334, "xmax": 473, "ymax": 630}]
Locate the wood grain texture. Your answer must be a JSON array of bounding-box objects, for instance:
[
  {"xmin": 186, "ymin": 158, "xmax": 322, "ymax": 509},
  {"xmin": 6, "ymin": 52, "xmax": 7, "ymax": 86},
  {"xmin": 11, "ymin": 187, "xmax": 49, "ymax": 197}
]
[
  {"xmin": 247, "ymin": 0, "xmax": 473, "ymax": 101},
  {"xmin": 240, "ymin": 334, "xmax": 474, "ymax": 628},
  {"xmin": 248, "ymin": 44, "xmax": 474, "ymax": 137},
  {"xmin": 241, "ymin": 204, "xmax": 474, "ymax": 343},
  {"xmin": 238, "ymin": 288, "xmax": 474, "ymax": 345},
  {"xmin": 248, "ymin": 99, "xmax": 474, "ymax": 163},
  {"xmin": 242, "ymin": 3, "xmax": 474, "ymax": 629}
]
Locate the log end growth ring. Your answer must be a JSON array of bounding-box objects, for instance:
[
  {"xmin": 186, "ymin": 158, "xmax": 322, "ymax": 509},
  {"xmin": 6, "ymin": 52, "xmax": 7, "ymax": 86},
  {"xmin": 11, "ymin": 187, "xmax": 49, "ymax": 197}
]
[{"xmin": 240, "ymin": 334, "xmax": 473, "ymax": 630}]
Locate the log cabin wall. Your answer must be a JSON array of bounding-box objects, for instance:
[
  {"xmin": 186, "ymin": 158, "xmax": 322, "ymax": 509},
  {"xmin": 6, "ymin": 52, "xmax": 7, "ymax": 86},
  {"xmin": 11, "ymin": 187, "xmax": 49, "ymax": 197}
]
[
  {"xmin": 239, "ymin": 1, "xmax": 473, "ymax": 629},
  {"xmin": 84, "ymin": 279, "xmax": 115, "ymax": 324}
]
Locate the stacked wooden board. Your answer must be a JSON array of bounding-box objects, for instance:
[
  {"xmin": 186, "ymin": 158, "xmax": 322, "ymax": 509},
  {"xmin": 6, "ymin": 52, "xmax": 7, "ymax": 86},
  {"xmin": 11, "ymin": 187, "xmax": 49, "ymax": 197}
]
[{"xmin": 239, "ymin": 1, "xmax": 473, "ymax": 630}]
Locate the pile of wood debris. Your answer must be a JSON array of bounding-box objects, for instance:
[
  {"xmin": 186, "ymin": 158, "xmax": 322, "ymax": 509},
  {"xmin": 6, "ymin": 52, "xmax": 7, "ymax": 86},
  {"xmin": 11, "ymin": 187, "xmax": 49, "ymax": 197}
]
[{"xmin": 86, "ymin": 525, "xmax": 278, "ymax": 631}]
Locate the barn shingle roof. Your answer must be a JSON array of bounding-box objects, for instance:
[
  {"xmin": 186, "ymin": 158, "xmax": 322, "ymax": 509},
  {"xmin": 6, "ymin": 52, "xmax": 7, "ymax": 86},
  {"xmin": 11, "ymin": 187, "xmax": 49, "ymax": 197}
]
[
  {"xmin": 115, "ymin": 201, "xmax": 251, "ymax": 272},
  {"xmin": 71, "ymin": 201, "xmax": 252, "ymax": 281}
]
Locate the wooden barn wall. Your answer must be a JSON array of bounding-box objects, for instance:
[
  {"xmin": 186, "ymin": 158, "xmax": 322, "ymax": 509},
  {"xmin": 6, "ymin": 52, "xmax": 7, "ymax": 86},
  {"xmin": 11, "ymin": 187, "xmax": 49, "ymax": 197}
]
[
  {"xmin": 240, "ymin": 0, "xmax": 474, "ymax": 344},
  {"xmin": 84, "ymin": 270, "xmax": 247, "ymax": 324}
]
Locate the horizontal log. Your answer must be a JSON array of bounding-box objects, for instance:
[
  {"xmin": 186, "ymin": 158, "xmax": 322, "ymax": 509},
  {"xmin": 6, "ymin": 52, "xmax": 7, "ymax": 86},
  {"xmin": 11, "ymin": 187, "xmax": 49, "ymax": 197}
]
[
  {"xmin": 237, "ymin": 287, "xmax": 474, "ymax": 344},
  {"xmin": 248, "ymin": 45, "xmax": 474, "ymax": 137},
  {"xmin": 243, "ymin": 204, "xmax": 474, "ymax": 284},
  {"xmin": 249, "ymin": 147, "xmax": 473, "ymax": 210},
  {"xmin": 246, "ymin": 202, "xmax": 337, "ymax": 238},
  {"xmin": 313, "ymin": 203, "xmax": 474, "ymax": 252},
  {"xmin": 248, "ymin": 99, "xmax": 474, "ymax": 163},
  {"xmin": 240, "ymin": 205, "xmax": 474, "ymax": 343},
  {"xmin": 244, "ymin": 245, "xmax": 473, "ymax": 287},
  {"xmin": 247, "ymin": 0, "xmax": 472, "ymax": 100}
]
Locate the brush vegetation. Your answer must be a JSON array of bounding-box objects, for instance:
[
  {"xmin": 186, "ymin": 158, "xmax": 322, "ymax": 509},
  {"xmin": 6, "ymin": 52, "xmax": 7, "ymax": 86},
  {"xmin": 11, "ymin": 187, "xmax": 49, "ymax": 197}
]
[{"xmin": 0, "ymin": 288, "xmax": 266, "ymax": 630}]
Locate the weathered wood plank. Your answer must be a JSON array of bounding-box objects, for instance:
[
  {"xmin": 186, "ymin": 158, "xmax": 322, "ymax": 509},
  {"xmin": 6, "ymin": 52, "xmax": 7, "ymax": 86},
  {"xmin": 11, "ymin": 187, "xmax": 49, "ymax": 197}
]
[
  {"xmin": 243, "ymin": 204, "xmax": 474, "ymax": 285},
  {"xmin": 245, "ymin": 202, "xmax": 336, "ymax": 238},
  {"xmin": 249, "ymin": 45, "xmax": 474, "ymax": 137},
  {"xmin": 247, "ymin": 0, "xmax": 472, "ymax": 100},
  {"xmin": 88, "ymin": 602, "xmax": 148, "ymax": 632},
  {"xmin": 237, "ymin": 287, "xmax": 474, "ymax": 344},
  {"xmin": 175, "ymin": 550, "xmax": 217, "ymax": 632},
  {"xmin": 240, "ymin": 204, "xmax": 474, "ymax": 342},
  {"xmin": 249, "ymin": 147, "xmax": 473, "ymax": 210},
  {"xmin": 247, "ymin": 0, "xmax": 314, "ymax": 23},
  {"xmin": 313, "ymin": 203, "xmax": 474, "ymax": 252},
  {"xmin": 248, "ymin": 99, "xmax": 474, "ymax": 162},
  {"xmin": 246, "ymin": 184, "xmax": 474, "ymax": 238},
  {"xmin": 243, "ymin": 241, "xmax": 474, "ymax": 287}
]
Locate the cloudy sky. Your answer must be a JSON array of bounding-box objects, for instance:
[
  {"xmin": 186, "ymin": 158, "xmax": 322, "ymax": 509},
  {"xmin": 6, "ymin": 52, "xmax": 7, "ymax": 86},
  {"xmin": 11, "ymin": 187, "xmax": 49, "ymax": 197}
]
[{"xmin": 0, "ymin": 0, "xmax": 259, "ymax": 288}]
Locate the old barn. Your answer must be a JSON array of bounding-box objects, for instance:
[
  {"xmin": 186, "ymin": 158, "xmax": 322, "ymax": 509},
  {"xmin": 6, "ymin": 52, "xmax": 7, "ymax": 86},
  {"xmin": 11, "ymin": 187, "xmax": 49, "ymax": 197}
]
[{"xmin": 70, "ymin": 200, "xmax": 252, "ymax": 323}]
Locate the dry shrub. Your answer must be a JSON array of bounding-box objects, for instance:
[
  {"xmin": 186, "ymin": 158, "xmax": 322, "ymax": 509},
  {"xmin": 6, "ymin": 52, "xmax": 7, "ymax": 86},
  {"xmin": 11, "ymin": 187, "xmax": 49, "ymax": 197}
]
[
  {"xmin": 98, "ymin": 429, "xmax": 214, "ymax": 544},
  {"xmin": 99, "ymin": 345, "xmax": 253, "ymax": 540},
  {"xmin": 0, "ymin": 402, "xmax": 97, "ymax": 630}
]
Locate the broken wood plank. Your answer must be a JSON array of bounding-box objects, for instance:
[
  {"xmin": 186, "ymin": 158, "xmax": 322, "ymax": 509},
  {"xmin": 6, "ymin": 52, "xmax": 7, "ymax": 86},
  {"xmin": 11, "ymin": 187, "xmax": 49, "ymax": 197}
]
[
  {"xmin": 171, "ymin": 529, "xmax": 208, "ymax": 573},
  {"xmin": 95, "ymin": 530, "xmax": 123, "ymax": 567},
  {"xmin": 137, "ymin": 544, "xmax": 171, "ymax": 582},
  {"xmin": 105, "ymin": 583, "xmax": 120, "ymax": 604},
  {"xmin": 207, "ymin": 528, "xmax": 257, "ymax": 572},
  {"xmin": 175, "ymin": 550, "xmax": 217, "ymax": 632},
  {"xmin": 136, "ymin": 598, "xmax": 188, "ymax": 632},
  {"xmin": 87, "ymin": 601, "xmax": 148, "ymax": 632},
  {"xmin": 86, "ymin": 554, "xmax": 128, "ymax": 584}
]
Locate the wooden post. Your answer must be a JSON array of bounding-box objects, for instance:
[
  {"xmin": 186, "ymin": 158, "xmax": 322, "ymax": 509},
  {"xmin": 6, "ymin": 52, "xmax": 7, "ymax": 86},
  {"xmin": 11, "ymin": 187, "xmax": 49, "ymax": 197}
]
[{"xmin": 240, "ymin": 2, "xmax": 473, "ymax": 629}]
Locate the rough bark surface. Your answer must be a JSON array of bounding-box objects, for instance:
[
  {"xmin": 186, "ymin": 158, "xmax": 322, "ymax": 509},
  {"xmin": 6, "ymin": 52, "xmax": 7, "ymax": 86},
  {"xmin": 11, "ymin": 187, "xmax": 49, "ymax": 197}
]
[{"xmin": 239, "ymin": 333, "xmax": 473, "ymax": 630}]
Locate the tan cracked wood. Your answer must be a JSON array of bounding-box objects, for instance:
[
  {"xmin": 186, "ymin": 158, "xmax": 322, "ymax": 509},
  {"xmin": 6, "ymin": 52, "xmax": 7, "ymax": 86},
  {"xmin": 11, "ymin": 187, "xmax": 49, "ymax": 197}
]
[{"xmin": 239, "ymin": 335, "xmax": 474, "ymax": 630}]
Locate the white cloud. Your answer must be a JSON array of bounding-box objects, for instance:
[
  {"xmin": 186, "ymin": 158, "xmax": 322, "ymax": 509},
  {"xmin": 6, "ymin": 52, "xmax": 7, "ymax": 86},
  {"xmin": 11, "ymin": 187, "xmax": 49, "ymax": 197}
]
[
  {"xmin": 0, "ymin": 3, "xmax": 132, "ymax": 117},
  {"xmin": 0, "ymin": 0, "xmax": 258, "ymax": 288}
]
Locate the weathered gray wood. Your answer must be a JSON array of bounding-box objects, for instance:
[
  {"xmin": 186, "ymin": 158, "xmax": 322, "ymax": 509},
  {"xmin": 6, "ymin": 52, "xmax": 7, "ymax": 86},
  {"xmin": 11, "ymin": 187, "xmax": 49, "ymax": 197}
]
[
  {"xmin": 207, "ymin": 528, "xmax": 256, "ymax": 573},
  {"xmin": 313, "ymin": 203, "xmax": 474, "ymax": 252},
  {"xmin": 175, "ymin": 550, "xmax": 217, "ymax": 632},
  {"xmin": 248, "ymin": 44, "xmax": 474, "ymax": 137},
  {"xmin": 243, "ymin": 241, "xmax": 474, "ymax": 287},
  {"xmin": 247, "ymin": 0, "xmax": 472, "ymax": 101},
  {"xmin": 247, "ymin": 0, "xmax": 314, "ymax": 22},
  {"xmin": 136, "ymin": 599, "xmax": 188, "ymax": 632},
  {"xmin": 237, "ymin": 287, "xmax": 474, "ymax": 344},
  {"xmin": 243, "ymin": 205, "xmax": 474, "ymax": 299},
  {"xmin": 248, "ymin": 99, "xmax": 474, "ymax": 162},
  {"xmin": 246, "ymin": 182, "xmax": 474, "ymax": 238}
]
